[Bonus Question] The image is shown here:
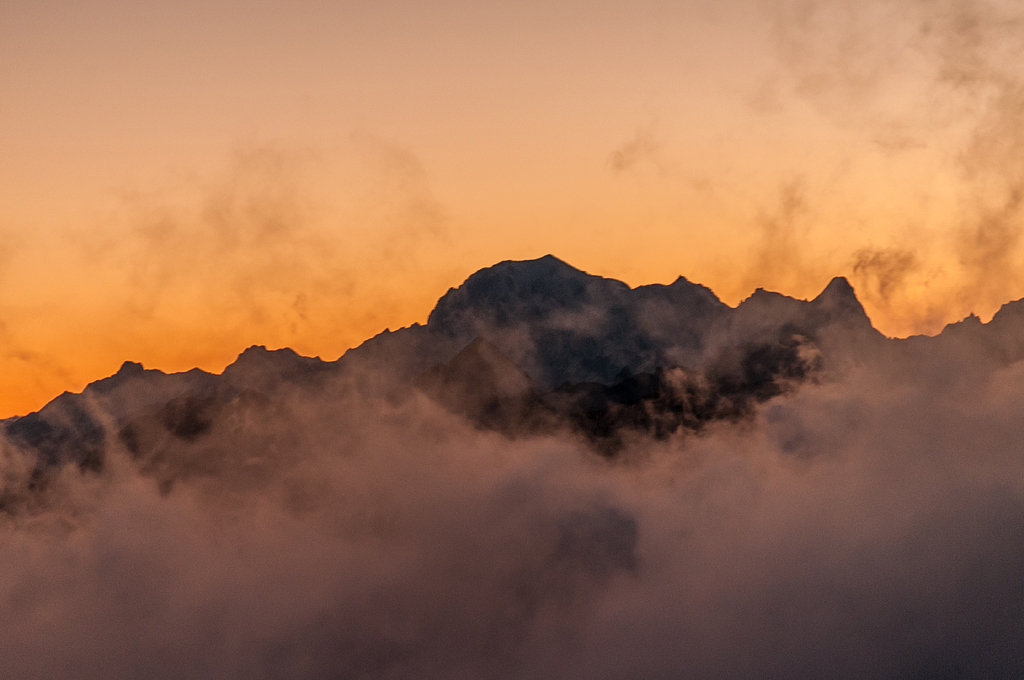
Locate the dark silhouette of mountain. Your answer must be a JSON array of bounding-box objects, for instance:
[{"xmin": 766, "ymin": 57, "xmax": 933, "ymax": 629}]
[
  {"xmin": 415, "ymin": 337, "xmax": 549, "ymax": 433},
  {"xmin": 4, "ymin": 361, "xmax": 220, "ymax": 474},
  {"xmin": 348, "ymin": 255, "xmax": 733, "ymax": 387},
  {"xmin": 415, "ymin": 330, "xmax": 822, "ymax": 455},
  {"xmin": 423, "ymin": 255, "xmax": 729, "ymax": 385},
  {"xmin": 909, "ymin": 298, "xmax": 1024, "ymax": 363},
  {"xmin": 346, "ymin": 257, "xmax": 883, "ymax": 393},
  {"xmin": 6, "ymin": 254, "xmax": 1023, "ymax": 475},
  {"xmin": 117, "ymin": 390, "xmax": 283, "ymax": 494}
]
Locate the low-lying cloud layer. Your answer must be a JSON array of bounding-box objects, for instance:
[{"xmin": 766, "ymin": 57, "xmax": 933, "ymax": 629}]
[{"xmin": 3, "ymin": 257, "xmax": 1024, "ymax": 678}]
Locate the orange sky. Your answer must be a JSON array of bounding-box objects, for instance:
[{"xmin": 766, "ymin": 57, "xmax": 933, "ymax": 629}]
[{"xmin": 3, "ymin": 0, "xmax": 1024, "ymax": 416}]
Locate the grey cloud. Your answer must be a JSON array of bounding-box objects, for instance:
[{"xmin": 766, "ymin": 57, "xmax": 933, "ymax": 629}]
[{"xmin": 3, "ymin": 257, "xmax": 1024, "ymax": 677}]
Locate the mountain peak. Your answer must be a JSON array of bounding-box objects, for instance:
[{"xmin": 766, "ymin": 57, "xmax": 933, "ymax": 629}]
[
  {"xmin": 84, "ymin": 359, "xmax": 160, "ymax": 395},
  {"xmin": 222, "ymin": 345, "xmax": 327, "ymax": 391},
  {"xmin": 117, "ymin": 361, "xmax": 146, "ymax": 376},
  {"xmin": 745, "ymin": 287, "xmax": 789, "ymax": 303},
  {"xmin": 811, "ymin": 277, "xmax": 872, "ymax": 327},
  {"xmin": 816, "ymin": 277, "xmax": 857, "ymax": 302},
  {"xmin": 468, "ymin": 254, "xmax": 590, "ymax": 286},
  {"xmin": 426, "ymin": 255, "xmax": 625, "ymax": 333},
  {"xmin": 238, "ymin": 344, "xmax": 273, "ymax": 356},
  {"xmin": 230, "ymin": 345, "xmax": 315, "ymax": 366}
]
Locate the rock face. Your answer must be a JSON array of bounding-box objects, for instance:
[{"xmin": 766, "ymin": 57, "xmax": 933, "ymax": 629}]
[
  {"xmin": 345, "ymin": 255, "xmax": 880, "ymax": 389},
  {"xmin": 5, "ymin": 253, "xmax": 1021, "ymax": 471},
  {"xmin": 415, "ymin": 331, "xmax": 823, "ymax": 454},
  {"xmin": 4, "ymin": 362, "xmax": 220, "ymax": 472},
  {"xmin": 414, "ymin": 338, "xmax": 546, "ymax": 432},
  {"xmin": 421, "ymin": 255, "xmax": 729, "ymax": 386}
]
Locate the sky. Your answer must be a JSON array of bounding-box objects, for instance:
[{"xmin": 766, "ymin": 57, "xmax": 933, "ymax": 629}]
[{"xmin": 3, "ymin": 0, "xmax": 1024, "ymax": 416}]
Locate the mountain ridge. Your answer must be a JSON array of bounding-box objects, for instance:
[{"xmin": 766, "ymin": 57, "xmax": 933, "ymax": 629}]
[{"xmin": 6, "ymin": 255, "xmax": 1024, "ymax": 470}]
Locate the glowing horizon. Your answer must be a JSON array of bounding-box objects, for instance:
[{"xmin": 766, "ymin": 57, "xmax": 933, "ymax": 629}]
[{"xmin": 4, "ymin": 0, "xmax": 1024, "ymax": 416}]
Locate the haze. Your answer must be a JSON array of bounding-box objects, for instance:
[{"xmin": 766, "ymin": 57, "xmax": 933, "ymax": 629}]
[{"xmin": 3, "ymin": 0, "xmax": 1024, "ymax": 416}]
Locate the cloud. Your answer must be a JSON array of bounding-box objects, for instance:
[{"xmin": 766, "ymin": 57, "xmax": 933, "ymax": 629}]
[
  {"xmin": 100, "ymin": 139, "xmax": 450, "ymax": 337},
  {"xmin": 851, "ymin": 246, "xmax": 918, "ymax": 301},
  {"xmin": 0, "ymin": 389, "xmax": 643, "ymax": 679},
  {"xmin": 0, "ymin": 136, "xmax": 460, "ymax": 417},
  {"xmin": 4, "ymin": 306, "xmax": 1024, "ymax": 677},
  {"xmin": 765, "ymin": 0, "xmax": 1024, "ymax": 327},
  {"xmin": 608, "ymin": 124, "xmax": 670, "ymax": 175},
  {"xmin": 740, "ymin": 178, "xmax": 830, "ymax": 297}
]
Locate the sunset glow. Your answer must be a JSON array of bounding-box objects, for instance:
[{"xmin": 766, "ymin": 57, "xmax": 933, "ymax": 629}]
[
  {"xmin": 8, "ymin": 3, "xmax": 1024, "ymax": 675},
  {"xmin": 3, "ymin": 2, "xmax": 1024, "ymax": 409}
]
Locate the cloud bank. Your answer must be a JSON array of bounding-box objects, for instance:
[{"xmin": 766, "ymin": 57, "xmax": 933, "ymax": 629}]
[{"xmin": 3, "ymin": 257, "xmax": 1024, "ymax": 678}]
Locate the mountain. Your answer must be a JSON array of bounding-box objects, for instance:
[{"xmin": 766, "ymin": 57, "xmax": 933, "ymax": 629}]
[
  {"xmin": 4, "ymin": 361, "xmax": 219, "ymax": 471},
  {"xmin": 414, "ymin": 337, "xmax": 547, "ymax": 432},
  {"xmin": 344, "ymin": 255, "xmax": 878, "ymax": 388},
  {"xmin": 4, "ymin": 254, "xmax": 1021, "ymax": 473}
]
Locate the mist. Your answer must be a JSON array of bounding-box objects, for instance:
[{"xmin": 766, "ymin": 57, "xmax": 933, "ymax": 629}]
[
  {"xmin": 8, "ymin": 1, "xmax": 1024, "ymax": 671},
  {"xmin": 4, "ymin": 277, "xmax": 1024, "ymax": 678},
  {"xmin": 769, "ymin": 0, "xmax": 1024, "ymax": 332}
]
